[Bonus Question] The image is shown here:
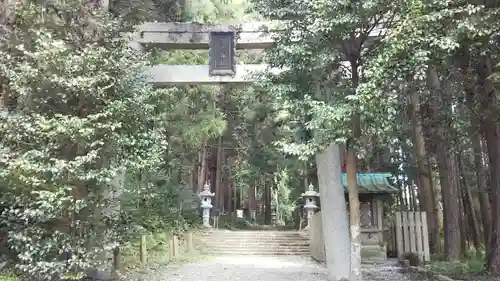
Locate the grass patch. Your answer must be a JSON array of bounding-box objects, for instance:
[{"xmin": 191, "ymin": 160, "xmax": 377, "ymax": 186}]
[
  {"xmin": 120, "ymin": 231, "xmax": 210, "ymax": 273},
  {"xmin": 0, "ymin": 276, "xmax": 20, "ymax": 281},
  {"xmin": 427, "ymin": 259, "xmax": 484, "ymax": 279},
  {"xmin": 118, "ymin": 231, "xmax": 211, "ymax": 281},
  {"xmin": 0, "ymin": 270, "xmax": 21, "ymax": 281},
  {"xmin": 427, "ymin": 249, "xmax": 486, "ymax": 279}
]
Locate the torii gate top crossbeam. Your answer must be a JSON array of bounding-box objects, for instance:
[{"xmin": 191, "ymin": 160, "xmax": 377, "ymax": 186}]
[
  {"xmin": 135, "ymin": 21, "xmax": 385, "ymax": 85},
  {"xmin": 147, "ymin": 64, "xmax": 285, "ymax": 85},
  {"xmin": 136, "ymin": 21, "xmax": 280, "ymax": 50},
  {"xmin": 135, "ymin": 21, "xmax": 385, "ymax": 51}
]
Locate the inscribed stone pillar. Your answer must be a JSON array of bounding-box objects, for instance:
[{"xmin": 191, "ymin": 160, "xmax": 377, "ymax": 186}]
[{"xmin": 316, "ymin": 143, "xmax": 350, "ymax": 280}]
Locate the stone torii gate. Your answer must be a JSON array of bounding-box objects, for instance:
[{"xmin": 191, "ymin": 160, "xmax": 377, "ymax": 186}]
[
  {"xmin": 132, "ymin": 21, "xmax": 382, "ymax": 85},
  {"xmin": 130, "ymin": 21, "xmax": 382, "ymax": 280},
  {"xmin": 133, "ymin": 21, "xmax": 279, "ymax": 84}
]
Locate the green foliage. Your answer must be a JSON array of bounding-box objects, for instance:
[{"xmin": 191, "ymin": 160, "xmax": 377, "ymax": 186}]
[
  {"xmin": 274, "ymin": 168, "xmax": 295, "ymax": 225},
  {"xmin": 0, "ymin": 275, "xmax": 20, "ymax": 281},
  {"xmin": 122, "ymin": 174, "xmax": 201, "ymax": 234},
  {"xmin": 0, "ymin": 1, "xmax": 170, "ymax": 279},
  {"xmin": 185, "ymin": 0, "xmax": 253, "ymax": 22},
  {"xmin": 120, "ymin": 232, "xmax": 171, "ymax": 271},
  {"xmin": 252, "ymin": 0, "xmax": 398, "ymax": 156}
]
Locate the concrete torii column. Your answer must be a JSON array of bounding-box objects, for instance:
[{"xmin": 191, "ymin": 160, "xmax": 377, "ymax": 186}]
[{"xmin": 316, "ymin": 143, "xmax": 350, "ymax": 280}]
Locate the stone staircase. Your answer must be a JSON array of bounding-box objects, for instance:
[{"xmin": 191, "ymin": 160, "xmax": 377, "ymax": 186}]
[{"xmin": 196, "ymin": 230, "xmax": 310, "ymax": 256}]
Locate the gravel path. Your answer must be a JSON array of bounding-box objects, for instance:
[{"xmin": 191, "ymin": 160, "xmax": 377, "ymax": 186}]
[{"xmin": 136, "ymin": 256, "xmax": 437, "ymax": 281}]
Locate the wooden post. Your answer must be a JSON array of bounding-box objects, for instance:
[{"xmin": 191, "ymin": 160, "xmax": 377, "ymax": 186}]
[
  {"xmin": 421, "ymin": 212, "xmax": 431, "ymax": 262},
  {"xmin": 112, "ymin": 246, "xmax": 121, "ymax": 272},
  {"xmin": 375, "ymin": 199, "xmax": 384, "ymax": 245},
  {"xmin": 174, "ymin": 235, "xmax": 179, "ymax": 257},
  {"xmin": 140, "ymin": 235, "xmax": 147, "ymax": 265},
  {"xmin": 409, "ymin": 211, "xmax": 416, "ymax": 252},
  {"xmin": 402, "ymin": 212, "xmax": 410, "ymax": 252},
  {"xmin": 415, "ymin": 212, "xmax": 424, "ymax": 262},
  {"xmin": 214, "ymin": 215, "xmax": 219, "ymax": 229},
  {"xmin": 395, "ymin": 212, "xmax": 403, "ymax": 258},
  {"xmin": 170, "ymin": 235, "xmax": 179, "ymax": 258},
  {"xmin": 186, "ymin": 232, "xmax": 195, "ymax": 254}
]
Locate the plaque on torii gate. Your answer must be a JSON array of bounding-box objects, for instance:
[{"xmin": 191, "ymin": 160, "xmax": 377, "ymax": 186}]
[{"xmin": 209, "ymin": 31, "xmax": 236, "ymax": 76}]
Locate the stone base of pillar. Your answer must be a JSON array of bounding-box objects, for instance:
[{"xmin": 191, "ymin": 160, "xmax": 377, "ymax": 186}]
[
  {"xmin": 250, "ymin": 209, "xmax": 256, "ymax": 224},
  {"xmin": 202, "ymin": 219, "xmax": 212, "ymax": 228}
]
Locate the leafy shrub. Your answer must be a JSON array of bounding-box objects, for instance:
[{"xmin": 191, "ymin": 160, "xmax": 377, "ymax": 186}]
[
  {"xmin": 121, "ymin": 177, "xmax": 201, "ymax": 235},
  {"xmin": 0, "ymin": 275, "xmax": 20, "ymax": 281},
  {"xmin": 0, "ymin": 1, "xmax": 167, "ymax": 279}
]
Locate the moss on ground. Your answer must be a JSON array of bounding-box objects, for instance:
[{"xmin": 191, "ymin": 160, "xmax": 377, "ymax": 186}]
[{"xmin": 427, "ymin": 249, "xmax": 486, "ymax": 280}]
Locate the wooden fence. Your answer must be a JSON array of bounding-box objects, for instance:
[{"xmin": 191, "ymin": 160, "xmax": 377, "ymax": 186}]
[
  {"xmin": 112, "ymin": 231, "xmax": 196, "ymax": 271},
  {"xmin": 394, "ymin": 211, "xmax": 431, "ymax": 262}
]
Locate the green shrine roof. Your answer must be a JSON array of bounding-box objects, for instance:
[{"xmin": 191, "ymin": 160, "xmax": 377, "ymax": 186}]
[{"xmin": 341, "ymin": 173, "xmax": 399, "ymax": 194}]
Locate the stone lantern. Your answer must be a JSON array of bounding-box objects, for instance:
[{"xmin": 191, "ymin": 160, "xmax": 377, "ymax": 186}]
[
  {"xmin": 302, "ymin": 183, "xmax": 320, "ymax": 229},
  {"xmin": 200, "ymin": 183, "xmax": 215, "ymax": 228}
]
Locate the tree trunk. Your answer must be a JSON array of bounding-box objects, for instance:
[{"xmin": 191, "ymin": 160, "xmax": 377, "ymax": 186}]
[
  {"xmin": 465, "ymin": 86, "xmax": 492, "ymax": 247},
  {"xmin": 459, "ymin": 44, "xmax": 492, "ymax": 248},
  {"xmin": 264, "ymin": 179, "xmax": 271, "ymax": 224},
  {"xmin": 215, "ymin": 137, "xmax": 224, "ymax": 210},
  {"xmin": 409, "ymin": 88, "xmax": 441, "ymax": 253},
  {"xmin": 346, "ymin": 145, "xmax": 361, "ymax": 280},
  {"xmin": 197, "ymin": 141, "xmax": 207, "ymax": 193},
  {"xmin": 227, "ymin": 182, "xmax": 233, "ymax": 213},
  {"xmin": 456, "ymin": 154, "xmax": 468, "ymax": 255},
  {"xmin": 458, "ymin": 154, "xmax": 482, "ymax": 250},
  {"xmin": 248, "ymin": 184, "xmax": 257, "ymax": 220},
  {"xmin": 427, "ymin": 65, "xmax": 462, "ymax": 260},
  {"xmin": 347, "ymin": 58, "xmax": 362, "ymax": 281},
  {"xmin": 435, "ymin": 145, "xmax": 461, "ymax": 260},
  {"xmin": 475, "ymin": 54, "xmax": 500, "ymax": 275}
]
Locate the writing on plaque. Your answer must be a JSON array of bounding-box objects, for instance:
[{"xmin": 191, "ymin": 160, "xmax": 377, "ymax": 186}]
[{"xmin": 209, "ymin": 31, "xmax": 236, "ymax": 76}]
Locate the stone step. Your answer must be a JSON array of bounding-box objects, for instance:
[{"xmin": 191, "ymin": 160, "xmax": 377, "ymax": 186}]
[
  {"xmin": 205, "ymin": 246, "xmax": 309, "ymax": 252},
  {"xmin": 200, "ymin": 233, "xmax": 308, "ymax": 237},
  {"xmin": 205, "ymin": 236, "xmax": 308, "ymax": 240},
  {"xmin": 199, "ymin": 232, "xmax": 308, "ymax": 239},
  {"xmin": 202, "ymin": 250, "xmax": 310, "ymax": 256},
  {"xmin": 198, "ymin": 230, "xmax": 304, "ymax": 235},
  {"xmin": 197, "ymin": 230, "xmax": 311, "ymax": 256},
  {"xmin": 203, "ymin": 237, "xmax": 308, "ymax": 242},
  {"xmin": 201, "ymin": 241, "xmax": 309, "ymax": 247},
  {"xmin": 201, "ymin": 241, "xmax": 310, "ymax": 247},
  {"xmin": 198, "ymin": 239, "xmax": 309, "ymax": 243}
]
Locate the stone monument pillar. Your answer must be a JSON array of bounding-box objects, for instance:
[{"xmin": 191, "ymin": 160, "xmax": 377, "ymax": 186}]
[
  {"xmin": 316, "ymin": 143, "xmax": 350, "ymax": 280},
  {"xmin": 200, "ymin": 183, "xmax": 215, "ymax": 228},
  {"xmin": 302, "ymin": 183, "xmax": 319, "ymax": 229}
]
